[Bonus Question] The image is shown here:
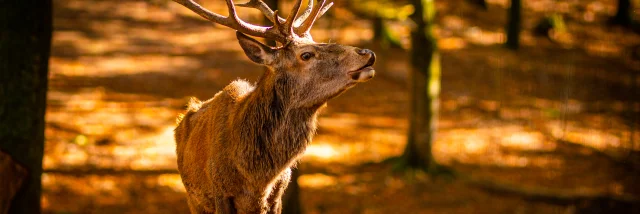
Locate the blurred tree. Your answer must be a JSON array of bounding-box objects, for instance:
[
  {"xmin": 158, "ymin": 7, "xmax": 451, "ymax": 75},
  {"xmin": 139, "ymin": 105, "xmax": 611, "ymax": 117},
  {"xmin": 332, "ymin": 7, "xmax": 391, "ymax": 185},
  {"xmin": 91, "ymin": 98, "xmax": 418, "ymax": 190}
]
[
  {"xmin": 372, "ymin": 16, "xmax": 403, "ymax": 49},
  {"xmin": 532, "ymin": 0, "xmax": 572, "ymax": 46},
  {"xmin": 399, "ymin": 0, "xmax": 449, "ymax": 174},
  {"xmin": 465, "ymin": 0, "xmax": 488, "ymax": 10},
  {"xmin": 0, "ymin": 0, "xmax": 52, "ymax": 213},
  {"xmin": 533, "ymin": 13, "xmax": 574, "ymax": 46},
  {"xmin": 346, "ymin": 0, "xmax": 413, "ymax": 50},
  {"xmin": 610, "ymin": 0, "xmax": 633, "ymax": 26},
  {"xmin": 533, "ymin": 14, "xmax": 566, "ymax": 38},
  {"xmin": 505, "ymin": 0, "xmax": 521, "ymax": 50}
]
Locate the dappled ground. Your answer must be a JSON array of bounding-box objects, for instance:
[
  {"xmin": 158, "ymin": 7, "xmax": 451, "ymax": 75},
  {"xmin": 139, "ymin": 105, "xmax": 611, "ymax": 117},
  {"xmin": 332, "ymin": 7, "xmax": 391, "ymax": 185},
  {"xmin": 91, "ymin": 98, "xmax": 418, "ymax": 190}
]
[{"xmin": 44, "ymin": 0, "xmax": 640, "ymax": 213}]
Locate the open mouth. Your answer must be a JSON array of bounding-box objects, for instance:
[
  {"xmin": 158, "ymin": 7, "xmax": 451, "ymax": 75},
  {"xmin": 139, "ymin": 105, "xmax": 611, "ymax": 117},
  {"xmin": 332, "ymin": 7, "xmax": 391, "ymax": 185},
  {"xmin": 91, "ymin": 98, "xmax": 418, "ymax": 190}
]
[{"xmin": 348, "ymin": 56, "xmax": 376, "ymax": 82}]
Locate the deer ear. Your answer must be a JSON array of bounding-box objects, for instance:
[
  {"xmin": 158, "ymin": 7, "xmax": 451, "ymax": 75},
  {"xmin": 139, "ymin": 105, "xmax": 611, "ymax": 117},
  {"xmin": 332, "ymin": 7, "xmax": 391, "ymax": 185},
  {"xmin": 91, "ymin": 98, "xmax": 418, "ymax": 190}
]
[{"xmin": 236, "ymin": 32, "xmax": 274, "ymax": 65}]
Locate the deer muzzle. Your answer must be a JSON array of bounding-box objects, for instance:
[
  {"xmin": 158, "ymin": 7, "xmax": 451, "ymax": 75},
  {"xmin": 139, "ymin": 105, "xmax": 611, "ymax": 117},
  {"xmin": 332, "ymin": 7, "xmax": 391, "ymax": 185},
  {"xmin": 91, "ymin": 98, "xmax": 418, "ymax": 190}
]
[{"xmin": 349, "ymin": 49, "xmax": 376, "ymax": 82}]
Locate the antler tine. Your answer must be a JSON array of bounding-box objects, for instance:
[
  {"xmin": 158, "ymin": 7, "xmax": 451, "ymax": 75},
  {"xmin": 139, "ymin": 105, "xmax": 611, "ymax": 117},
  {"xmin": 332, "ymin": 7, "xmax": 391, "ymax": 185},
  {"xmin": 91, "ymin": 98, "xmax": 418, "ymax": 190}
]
[
  {"xmin": 272, "ymin": 10, "xmax": 283, "ymax": 30},
  {"xmin": 294, "ymin": 0, "xmax": 314, "ymax": 27},
  {"xmin": 172, "ymin": 0, "xmax": 288, "ymax": 43},
  {"xmin": 236, "ymin": 0, "xmax": 286, "ymax": 24},
  {"xmin": 172, "ymin": 0, "xmax": 234, "ymax": 27},
  {"xmin": 317, "ymin": 1, "xmax": 333, "ymax": 17},
  {"xmin": 283, "ymin": 0, "xmax": 304, "ymax": 34},
  {"xmin": 225, "ymin": 0, "xmax": 290, "ymax": 41},
  {"xmin": 295, "ymin": 0, "xmax": 332, "ymax": 36},
  {"xmin": 173, "ymin": 0, "xmax": 333, "ymax": 44},
  {"xmin": 224, "ymin": 0, "xmax": 240, "ymax": 20}
]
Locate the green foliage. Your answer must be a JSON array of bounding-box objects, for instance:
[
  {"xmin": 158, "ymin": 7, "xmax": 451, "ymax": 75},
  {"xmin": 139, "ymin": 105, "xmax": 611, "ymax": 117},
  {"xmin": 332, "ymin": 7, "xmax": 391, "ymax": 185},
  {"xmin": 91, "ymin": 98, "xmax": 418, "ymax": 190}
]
[
  {"xmin": 351, "ymin": 0, "xmax": 414, "ymax": 20},
  {"xmin": 421, "ymin": 0, "xmax": 436, "ymax": 24},
  {"xmin": 74, "ymin": 135, "xmax": 89, "ymax": 146},
  {"xmin": 544, "ymin": 108, "xmax": 561, "ymax": 119},
  {"xmin": 373, "ymin": 17, "xmax": 403, "ymax": 49},
  {"xmin": 533, "ymin": 14, "xmax": 567, "ymax": 37},
  {"xmin": 427, "ymin": 52, "xmax": 441, "ymax": 98}
]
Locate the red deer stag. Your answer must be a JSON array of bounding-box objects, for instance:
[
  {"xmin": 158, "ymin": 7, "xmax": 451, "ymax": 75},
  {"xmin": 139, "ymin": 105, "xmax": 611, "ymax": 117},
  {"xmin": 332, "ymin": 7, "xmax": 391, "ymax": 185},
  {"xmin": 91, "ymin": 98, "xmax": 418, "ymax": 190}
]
[{"xmin": 172, "ymin": 0, "xmax": 375, "ymax": 213}]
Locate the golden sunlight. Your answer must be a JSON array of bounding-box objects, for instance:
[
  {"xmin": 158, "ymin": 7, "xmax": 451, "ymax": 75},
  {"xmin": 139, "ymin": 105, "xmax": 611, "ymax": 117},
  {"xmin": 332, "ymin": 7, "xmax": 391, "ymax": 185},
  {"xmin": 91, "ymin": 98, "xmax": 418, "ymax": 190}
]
[
  {"xmin": 298, "ymin": 173, "xmax": 338, "ymax": 189},
  {"xmin": 157, "ymin": 174, "xmax": 186, "ymax": 193},
  {"xmin": 304, "ymin": 143, "xmax": 339, "ymax": 160}
]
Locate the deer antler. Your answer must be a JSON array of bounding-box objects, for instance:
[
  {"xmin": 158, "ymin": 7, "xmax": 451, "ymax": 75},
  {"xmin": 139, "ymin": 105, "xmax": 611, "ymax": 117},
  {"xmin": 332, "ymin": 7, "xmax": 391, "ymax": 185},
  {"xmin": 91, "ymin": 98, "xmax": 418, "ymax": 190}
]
[
  {"xmin": 235, "ymin": 0, "xmax": 285, "ymax": 24},
  {"xmin": 294, "ymin": 0, "xmax": 333, "ymax": 37},
  {"xmin": 236, "ymin": 0, "xmax": 333, "ymax": 31},
  {"xmin": 172, "ymin": 0, "xmax": 285, "ymax": 42},
  {"xmin": 172, "ymin": 0, "xmax": 333, "ymax": 45}
]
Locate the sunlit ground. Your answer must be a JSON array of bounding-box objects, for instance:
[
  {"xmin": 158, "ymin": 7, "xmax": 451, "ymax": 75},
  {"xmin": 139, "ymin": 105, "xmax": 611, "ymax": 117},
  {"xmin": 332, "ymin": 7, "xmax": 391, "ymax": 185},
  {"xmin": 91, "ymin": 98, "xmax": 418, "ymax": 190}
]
[{"xmin": 44, "ymin": 0, "xmax": 640, "ymax": 213}]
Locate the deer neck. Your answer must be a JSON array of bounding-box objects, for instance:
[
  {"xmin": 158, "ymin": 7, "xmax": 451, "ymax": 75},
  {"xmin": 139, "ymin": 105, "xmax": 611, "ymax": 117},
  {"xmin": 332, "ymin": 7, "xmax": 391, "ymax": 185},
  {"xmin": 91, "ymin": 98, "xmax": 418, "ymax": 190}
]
[
  {"xmin": 238, "ymin": 72, "xmax": 322, "ymax": 164},
  {"xmin": 249, "ymin": 72, "xmax": 324, "ymax": 117}
]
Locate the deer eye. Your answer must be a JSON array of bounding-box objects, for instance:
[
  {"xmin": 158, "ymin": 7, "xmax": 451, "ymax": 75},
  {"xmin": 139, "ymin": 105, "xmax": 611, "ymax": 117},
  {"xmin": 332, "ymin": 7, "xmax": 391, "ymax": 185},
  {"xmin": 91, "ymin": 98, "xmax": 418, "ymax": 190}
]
[{"xmin": 300, "ymin": 52, "xmax": 314, "ymax": 61}]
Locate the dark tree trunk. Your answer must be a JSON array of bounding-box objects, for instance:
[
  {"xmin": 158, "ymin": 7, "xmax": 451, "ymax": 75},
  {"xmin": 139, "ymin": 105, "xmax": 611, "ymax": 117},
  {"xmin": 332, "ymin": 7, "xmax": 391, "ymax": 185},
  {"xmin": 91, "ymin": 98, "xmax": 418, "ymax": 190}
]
[
  {"xmin": 0, "ymin": 0, "xmax": 52, "ymax": 213},
  {"xmin": 403, "ymin": 0, "xmax": 441, "ymax": 171},
  {"xmin": 465, "ymin": 0, "xmax": 488, "ymax": 10},
  {"xmin": 282, "ymin": 168, "xmax": 302, "ymax": 214},
  {"xmin": 373, "ymin": 16, "xmax": 386, "ymax": 46},
  {"xmin": 506, "ymin": 0, "xmax": 521, "ymax": 50},
  {"xmin": 372, "ymin": 16, "xmax": 402, "ymax": 49},
  {"xmin": 611, "ymin": 0, "xmax": 633, "ymax": 26}
]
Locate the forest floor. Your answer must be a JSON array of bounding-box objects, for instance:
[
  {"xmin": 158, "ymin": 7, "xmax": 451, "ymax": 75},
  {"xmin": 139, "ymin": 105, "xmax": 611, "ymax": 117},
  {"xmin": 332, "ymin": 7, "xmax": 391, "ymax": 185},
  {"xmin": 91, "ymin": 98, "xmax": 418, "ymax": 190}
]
[{"xmin": 44, "ymin": 0, "xmax": 640, "ymax": 213}]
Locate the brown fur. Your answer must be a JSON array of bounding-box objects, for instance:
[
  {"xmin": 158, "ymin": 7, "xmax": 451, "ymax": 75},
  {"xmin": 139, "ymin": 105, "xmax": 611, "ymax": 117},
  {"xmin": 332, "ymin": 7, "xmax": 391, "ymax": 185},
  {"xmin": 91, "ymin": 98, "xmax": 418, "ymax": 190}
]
[{"xmin": 175, "ymin": 32, "xmax": 375, "ymax": 214}]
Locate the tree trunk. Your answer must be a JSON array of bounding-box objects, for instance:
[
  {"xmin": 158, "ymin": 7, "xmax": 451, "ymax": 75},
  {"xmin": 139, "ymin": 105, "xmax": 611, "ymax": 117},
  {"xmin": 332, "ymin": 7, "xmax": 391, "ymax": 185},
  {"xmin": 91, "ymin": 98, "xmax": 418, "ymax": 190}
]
[
  {"xmin": 0, "ymin": 0, "xmax": 52, "ymax": 213},
  {"xmin": 403, "ymin": 0, "xmax": 441, "ymax": 171},
  {"xmin": 372, "ymin": 16, "xmax": 403, "ymax": 50},
  {"xmin": 506, "ymin": 0, "xmax": 521, "ymax": 50},
  {"xmin": 611, "ymin": 0, "xmax": 633, "ymax": 26},
  {"xmin": 465, "ymin": 0, "xmax": 488, "ymax": 10}
]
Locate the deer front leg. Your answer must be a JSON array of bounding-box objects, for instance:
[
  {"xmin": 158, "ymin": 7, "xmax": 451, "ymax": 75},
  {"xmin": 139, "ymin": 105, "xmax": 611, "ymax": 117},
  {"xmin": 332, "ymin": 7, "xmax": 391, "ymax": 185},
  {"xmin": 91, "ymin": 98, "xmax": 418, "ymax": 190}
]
[
  {"xmin": 215, "ymin": 196, "xmax": 237, "ymax": 214},
  {"xmin": 267, "ymin": 168, "xmax": 292, "ymax": 214},
  {"xmin": 186, "ymin": 194, "xmax": 213, "ymax": 214},
  {"xmin": 234, "ymin": 192, "xmax": 268, "ymax": 214}
]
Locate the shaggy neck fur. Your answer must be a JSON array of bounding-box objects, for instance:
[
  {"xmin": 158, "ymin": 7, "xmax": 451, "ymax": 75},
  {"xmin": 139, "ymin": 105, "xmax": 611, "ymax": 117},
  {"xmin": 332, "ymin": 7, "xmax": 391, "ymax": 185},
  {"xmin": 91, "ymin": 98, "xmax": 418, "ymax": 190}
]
[{"xmin": 234, "ymin": 71, "xmax": 322, "ymax": 186}]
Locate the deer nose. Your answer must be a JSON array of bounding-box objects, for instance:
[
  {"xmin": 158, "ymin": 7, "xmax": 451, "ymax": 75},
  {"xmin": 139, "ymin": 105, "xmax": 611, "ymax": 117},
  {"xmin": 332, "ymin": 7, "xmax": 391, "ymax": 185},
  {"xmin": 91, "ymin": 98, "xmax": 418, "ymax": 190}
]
[{"xmin": 357, "ymin": 48, "xmax": 373, "ymax": 56}]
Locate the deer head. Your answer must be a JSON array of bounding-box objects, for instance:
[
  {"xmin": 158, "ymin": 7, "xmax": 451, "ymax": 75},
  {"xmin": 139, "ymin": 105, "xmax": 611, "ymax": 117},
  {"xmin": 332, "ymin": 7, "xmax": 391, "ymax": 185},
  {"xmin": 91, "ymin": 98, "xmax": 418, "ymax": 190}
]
[{"xmin": 173, "ymin": 0, "xmax": 375, "ymax": 108}]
